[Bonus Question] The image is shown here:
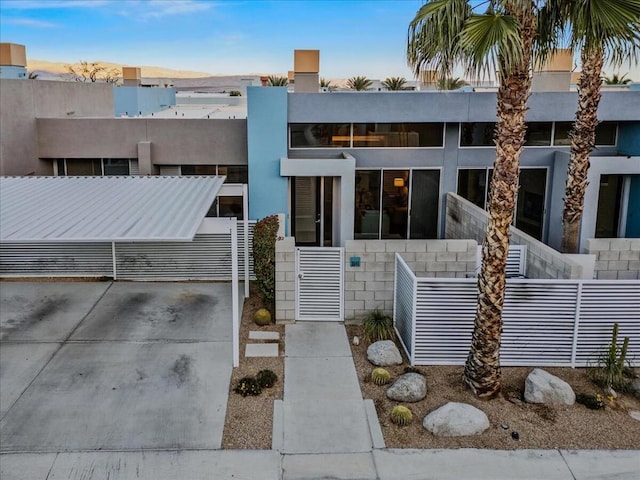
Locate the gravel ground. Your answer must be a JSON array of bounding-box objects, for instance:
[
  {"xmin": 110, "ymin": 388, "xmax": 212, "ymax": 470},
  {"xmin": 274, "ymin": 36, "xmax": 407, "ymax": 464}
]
[
  {"xmin": 347, "ymin": 325, "xmax": 640, "ymax": 450},
  {"xmin": 221, "ymin": 287, "xmax": 284, "ymax": 449}
]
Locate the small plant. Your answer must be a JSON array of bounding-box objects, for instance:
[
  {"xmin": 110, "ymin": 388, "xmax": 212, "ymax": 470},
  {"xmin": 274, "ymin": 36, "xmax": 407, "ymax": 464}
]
[
  {"xmin": 254, "ymin": 308, "xmax": 272, "ymax": 326},
  {"xmin": 589, "ymin": 323, "xmax": 632, "ymax": 392},
  {"xmin": 371, "ymin": 368, "xmax": 391, "ymax": 385},
  {"xmin": 229, "ymin": 90, "xmax": 242, "ymax": 96},
  {"xmin": 234, "ymin": 376, "xmax": 262, "ymax": 397},
  {"xmin": 576, "ymin": 393, "xmax": 605, "ymax": 410},
  {"xmin": 363, "ymin": 309, "xmax": 394, "ymax": 342},
  {"xmin": 390, "ymin": 405, "xmax": 413, "ymax": 426},
  {"xmin": 256, "ymin": 369, "xmax": 278, "ymax": 388}
]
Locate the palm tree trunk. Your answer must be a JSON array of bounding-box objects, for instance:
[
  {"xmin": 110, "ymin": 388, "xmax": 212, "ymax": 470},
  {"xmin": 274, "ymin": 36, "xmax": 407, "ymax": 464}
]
[
  {"xmin": 561, "ymin": 46, "xmax": 604, "ymax": 253},
  {"xmin": 463, "ymin": 4, "xmax": 536, "ymax": 398}
]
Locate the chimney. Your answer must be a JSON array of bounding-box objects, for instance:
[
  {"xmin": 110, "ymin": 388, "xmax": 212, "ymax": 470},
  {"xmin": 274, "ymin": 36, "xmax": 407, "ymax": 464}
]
[
  {"xmin": 122, "ymin": 66, "xmax": 141, "ymax": 86},
  {"xmin": 532, "ymin": 49, "xmax": 572, "ymax": 92},
  {"xmin": 0, "ymin": 43, "xmax": 27, "ymax": 79},
  {"xmin": 293, "ymin": 49, "xmax": 319, "ymax": 92}
]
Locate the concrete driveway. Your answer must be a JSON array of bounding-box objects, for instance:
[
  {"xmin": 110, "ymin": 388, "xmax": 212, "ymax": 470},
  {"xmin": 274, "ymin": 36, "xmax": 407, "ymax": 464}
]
[{"xmin": 0, "ymin": 281, "xmax": 234, "ymax": 475}]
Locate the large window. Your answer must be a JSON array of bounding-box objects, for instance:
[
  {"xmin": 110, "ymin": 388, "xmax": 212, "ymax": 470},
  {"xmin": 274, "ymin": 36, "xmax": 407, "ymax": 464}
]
[
  {"xmin": 183, "ymin": 165, "xmax": 248, "ymax": 219},
  {"xmin": 460, "ymin": 122, "xmax": 495, "ymax": 146},
  {"xmin": 290, "ymin": 123, "xmax": 444, "ymax": 148},
  {"xmin": 525, "ymin": 123, "xmax": 552, "ymax": 146},
  {"xmin": 355, "ymin": 169, "xmax": 440, "ymax": 239},
  {"xmin": 553, "ymin": 122, "xmax": 618, "ymax": 146},
  {"xmin": 352, "ymin": 123, "xmax": 443, "ymax": 147},
  {"xmin": 456, "ymin": 168, "xmax": 547, "ymax": 240}
]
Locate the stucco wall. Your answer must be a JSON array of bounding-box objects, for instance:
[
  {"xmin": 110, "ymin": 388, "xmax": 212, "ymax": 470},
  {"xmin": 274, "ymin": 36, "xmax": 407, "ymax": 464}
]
[
  {"xmin": 586, "ymin": 238, "xmax": 640, "ymax": 280},
  {"xmin": 445, "ymin": 192, "xmax": 584, "ymax": 279},
  {"xmin": 0, "ymin": 79, "xmax": 113, "ymax": 176},
  {"xmin": 36, "ymin": 118, "xmax": 247, "ymax": 165}
]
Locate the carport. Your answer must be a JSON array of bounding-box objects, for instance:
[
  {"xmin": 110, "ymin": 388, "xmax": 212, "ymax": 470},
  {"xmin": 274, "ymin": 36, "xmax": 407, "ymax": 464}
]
[{"xmin": 0, "ymin": 176, "xmax": 248, "ymax": 366}]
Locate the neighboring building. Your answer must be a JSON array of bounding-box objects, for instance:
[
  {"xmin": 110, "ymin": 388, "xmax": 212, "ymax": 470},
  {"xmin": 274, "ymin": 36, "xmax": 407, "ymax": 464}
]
[{"xmin": 0, "ymin": 43, "xmax": 27, "ymax": 79}]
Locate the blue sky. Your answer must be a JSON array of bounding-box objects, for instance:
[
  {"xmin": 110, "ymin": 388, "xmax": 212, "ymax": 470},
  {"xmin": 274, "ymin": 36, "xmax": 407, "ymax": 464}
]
[
  {"xmin": 1, "ymin": 0, "xmax": 637, "ymax": 80},
  {"xmin": 0, "ymin": 0, "xmax": 427, "ymax": 78}
]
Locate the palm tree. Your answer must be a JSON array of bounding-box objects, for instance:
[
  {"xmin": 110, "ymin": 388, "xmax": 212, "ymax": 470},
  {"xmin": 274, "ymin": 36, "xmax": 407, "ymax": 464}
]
[
  {"xmin": 382, "ymin": 76, "xmax": 408, "ymax": 90},
  {"xmin": 437, "ymin": 76, "xmax": 469, "ymax": 90},
  {"xmin": 604, "ymin": 73, "xmax": 632, "ymax": 85},
  {"xmin": 347, "ymin": 76, "xmax": 373, "ymax": 91},
  {"xmin": 409, "ymin": 0, "xmax": 538, "ymax": 398},
  {"xmin": 267, "ymin": 75, "xmax": 288, "ymax": 86},
  {"xmin": 541, "ymin": 1, "xmax": 640, "ymax": 253},
  {"xmin": 320, "ymin": 77, "xmax": 336, "ymax": 91}
]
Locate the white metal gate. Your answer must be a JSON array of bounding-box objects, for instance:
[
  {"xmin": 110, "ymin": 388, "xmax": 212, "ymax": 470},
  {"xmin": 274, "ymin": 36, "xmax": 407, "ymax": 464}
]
[{"xmin": 295, "ymin": 247, "xmax": 344, "ymax": 321}]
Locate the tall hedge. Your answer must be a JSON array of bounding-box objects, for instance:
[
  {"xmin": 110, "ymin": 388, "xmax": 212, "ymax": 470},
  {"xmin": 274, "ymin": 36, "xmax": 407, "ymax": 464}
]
[{"xmin": 252, "ymin": 215, "xmax": 279, "ymax": 305}]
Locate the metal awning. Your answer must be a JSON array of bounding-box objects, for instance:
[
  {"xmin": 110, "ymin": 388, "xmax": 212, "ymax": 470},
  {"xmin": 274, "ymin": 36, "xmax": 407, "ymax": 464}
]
[{"xmin": 0, "ymin": 176, "xmax": 225, "ymax": 242}]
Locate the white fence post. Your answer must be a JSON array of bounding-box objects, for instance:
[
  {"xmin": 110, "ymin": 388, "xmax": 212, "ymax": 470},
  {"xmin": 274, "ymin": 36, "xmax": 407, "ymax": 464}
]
[
  {"xmin": 411, "ymin": 268, "xmax": 418, "ymax": 365},
  {"xmin": 570, "ymin": 281, "xmax": 583, "ymax": 368}
]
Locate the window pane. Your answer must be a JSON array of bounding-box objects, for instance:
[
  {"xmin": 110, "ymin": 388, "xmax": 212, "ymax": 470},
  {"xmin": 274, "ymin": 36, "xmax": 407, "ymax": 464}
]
[
  {"xmin": 218, "ymin": 165, "xmax": 248, "ymax": 183},
  {"xmin": 515, "ymin": 169, "xmax": 546, "ymax": 240},
  {"xmin": 553, "ymin": 122, "xmax": 572, "ymax": 145},
  {"xmin": 525, "ymin": 123, "xmax": 552, "ymax": 146},
  {"xmin": 457, "ymin": 169, "xmax": 487, "ymax": 208},
  {"xmin": 596, "ymin": 122, "xmax": 617, "ymax": 145},
  {"xmin": 181, "ymin": 165, "xmax": 216, "ymax": 175},
  {"xmin": 410, "ymin": 170, "xmax": 440, "ymax": 239},
  {"xmin": 460, "ymin": 123, "xmax": 495, "ymax": 146},
  {"xmin": 56, "ymin": 159, "xmax": 65, "ymax": 176},
  {"xmin": 218, "ymin": 196, "xmax": 244, "ymax": 219},
  {"xmin": 352, "ymin": 123, "xmax": 443, "ymax": 147},
  {"xmin": 103, "ymin": 159, "xmax": 130, "ymax": 176},
  {"xmin": 382, "ymin": 170, "xmax": 409, "ymax": 239},
  {"xmin": 354, "ymin": 170, "xmax": 381, "ymax": 239},
  {"xmin": 290, "ymin": 123, "xmax": 350, "ymax": 148},
  {"xmin": 65, "ymin": 159, "xmax": 101, "ymax": 176}
]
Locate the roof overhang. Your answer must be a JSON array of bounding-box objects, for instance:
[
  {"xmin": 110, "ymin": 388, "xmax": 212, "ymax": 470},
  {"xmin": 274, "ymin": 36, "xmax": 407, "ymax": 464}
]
[{"xmin": 0, "ymin": 176, "xmax": 225, "ymax": 243}]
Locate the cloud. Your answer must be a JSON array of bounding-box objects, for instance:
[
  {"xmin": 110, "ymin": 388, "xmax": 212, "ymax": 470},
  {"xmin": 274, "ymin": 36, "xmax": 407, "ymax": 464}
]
[
  {"xmin": 117, "ymin": 0, "xmax": 213, "ymax": 19},
  {"xmin": 0, "ymin": 0, "xmax": 110, "ymax": 9},
  {"xmin": 1, "ymin": 17, "xmax": 59, "ymax": 28}
]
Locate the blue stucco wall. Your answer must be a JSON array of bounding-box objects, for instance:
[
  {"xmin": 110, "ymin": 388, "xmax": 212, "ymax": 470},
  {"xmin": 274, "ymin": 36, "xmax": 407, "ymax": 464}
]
[
  {"xmin": 247, "ymin": 87, "xmax": 288, "ymax": 224},
  {"xmin": 0, "ymin": 66, "xmax": 27, "ymax": 79},
  {"xmin": 618, "ymin": 123, "xmax": 640, "ymax": 156},
  {"xmin": 113, "ymin": 86, "xmax": 176, "ymax": 116}
]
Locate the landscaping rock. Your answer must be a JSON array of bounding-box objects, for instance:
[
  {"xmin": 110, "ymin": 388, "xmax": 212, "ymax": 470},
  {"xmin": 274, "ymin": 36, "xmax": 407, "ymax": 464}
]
[
  {"xmin": 524, "ymin": 368, "xmax": 575, "ymax": 405},
  {"xmin": 386, "ymin": 373, "xmax": 427, "ymax": 402},
  {"xmin": 367, "ymin": 340, "xmax": 402, "ymax": 366},
  {"xmin": 423, "ymin": 402, "xmax": 489, "ymax": 437},
  {"xmin": 629, "ymin": 411, "xmax": 640, "ymax": 422}
]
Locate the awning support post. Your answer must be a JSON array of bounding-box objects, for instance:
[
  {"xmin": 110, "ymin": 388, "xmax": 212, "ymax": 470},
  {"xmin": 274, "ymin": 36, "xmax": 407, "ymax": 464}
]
[
  {"xmin": 111, "ymin": 242, "xmax": 117, "ymax": 280},
  {"xmin": 231, "ymin": 218, "xmax": 240, "ymax": 368},
  {"xmin": 243, "ymin": 184, "xmax": 250, "ymax": 298}
]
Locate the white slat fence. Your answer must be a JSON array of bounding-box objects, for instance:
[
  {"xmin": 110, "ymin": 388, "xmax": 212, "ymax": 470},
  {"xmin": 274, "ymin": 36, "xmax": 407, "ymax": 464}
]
[{"xmin": 394, "ymin": 253, "xmax": 640, "ymax": 367}]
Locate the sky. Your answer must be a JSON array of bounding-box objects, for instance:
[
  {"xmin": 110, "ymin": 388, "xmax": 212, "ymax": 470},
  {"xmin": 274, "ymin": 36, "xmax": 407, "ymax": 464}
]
[
  {"xmin": 0, "ymin": 0, "xmax": 637, "ymax": 80},
  {"xmin": 0, "ymin": 0, "xmax": 428, "ymax": 79}
]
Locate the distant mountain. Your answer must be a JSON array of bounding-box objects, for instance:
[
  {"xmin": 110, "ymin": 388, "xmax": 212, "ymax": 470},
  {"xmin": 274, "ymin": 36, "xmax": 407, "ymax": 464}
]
[{"xmin": 27, "ymin": 59, "xmax": 213, "ymax": 79}]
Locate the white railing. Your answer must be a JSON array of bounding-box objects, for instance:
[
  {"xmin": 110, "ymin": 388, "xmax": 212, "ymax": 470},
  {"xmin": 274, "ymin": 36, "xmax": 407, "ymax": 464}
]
[{"xmin": 393, "ymin": 253, "xmax": 640, "ymax": 367}]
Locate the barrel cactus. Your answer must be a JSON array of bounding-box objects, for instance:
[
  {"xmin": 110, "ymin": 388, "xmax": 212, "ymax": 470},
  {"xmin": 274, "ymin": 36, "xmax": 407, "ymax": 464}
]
[
  {"xmin": 371, "ymin": 367, "xmax": 391, "ymax": 385},
  {"xmin": 253, "ymin": 308, "xmax": 272, "ymax": 326},
  {"xmin": 390, "ymin": 405, "xmax": 413, "ymax": 426}
]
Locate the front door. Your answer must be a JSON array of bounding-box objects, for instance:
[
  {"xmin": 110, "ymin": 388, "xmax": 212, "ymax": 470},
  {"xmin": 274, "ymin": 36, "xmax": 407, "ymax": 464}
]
[{"xmin": 292, "ymin": 177, "xmax": 333, "ymax": 246}]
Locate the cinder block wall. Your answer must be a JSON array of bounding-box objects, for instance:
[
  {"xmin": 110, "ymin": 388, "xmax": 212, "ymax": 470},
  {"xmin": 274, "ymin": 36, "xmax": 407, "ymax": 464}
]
[
  {"xmin": 586, "ymin": 238, "xmax": 640, "ymax": 280},
  {"xmin": 446, "ymin": 192, "xmax": 583, "ymax": 279},
  {"xmin": 275, "ymin": 237, "xmax": 295, "ymax": 322},
  {"xmin": 343, "ymin": 239, "xmax": 477, "ymax": 321}
]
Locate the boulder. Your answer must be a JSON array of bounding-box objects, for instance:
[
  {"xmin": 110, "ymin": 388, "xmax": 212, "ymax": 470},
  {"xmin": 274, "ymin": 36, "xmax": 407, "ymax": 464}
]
[
  {"xmin": 423, "ymin": 402, "xmax": 489, "ymax": 437},
  {"xmin": 386, "ymin": 373, "xmax": 427, "ymax": 402},
  {"xmin": 524, "ymin": 368, "xmax": 575, "ymax": 405},
  {"xmin": 367, "ymin": 340, "xmax": 402, "ymax": 366}
]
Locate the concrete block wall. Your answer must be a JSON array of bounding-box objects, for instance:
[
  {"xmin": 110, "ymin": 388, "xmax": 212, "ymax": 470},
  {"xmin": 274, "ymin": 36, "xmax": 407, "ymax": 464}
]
[
  {"xmin": 445, "ymin": 192, "xmax": 584, "ymax": 279},
  {"xmin": 275, "ymin": 236, "xmax": 296, "ymax": 322},
  {"xmin": 586, "ymin": 238, "xmax": 640, "ymax": 280},
  {"xmin": 344, "ymin": 239, "xmax": 477, "ymax": 321}
]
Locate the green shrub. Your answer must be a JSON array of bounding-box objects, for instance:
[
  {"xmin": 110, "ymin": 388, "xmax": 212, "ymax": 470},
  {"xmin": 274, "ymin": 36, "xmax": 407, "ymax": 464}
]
[
  {"xmin": 229, "ymin": 90, "xmax": 242, "ymax": 96},
  {"xmin": 371, "ymin": 368, "xmax": 391, "ymax": 385},
  {"xmin": 576, "ymin": 393, "xmax": 605, "ymax": 410},
  {"xmin": 252, "ymin": 215, "xmax": 280, "ymax": 305},
  {"xmin": 234, "ymin": 376, "xmax": 262, "ymax": 397},
  {"xmin": 390, "ymin": 405, "xmax": 413, "ymax": 426},
  {"xmin": 256, "ymin": 369, "xmax": 278, "ymax": 388},
  {"xmin": 589, "ymin": 323, "xmax": 633, "ymax": 392},
  {"xmin": 363, "ymin": 309, "xmax": 394, "ymax": 342}
]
